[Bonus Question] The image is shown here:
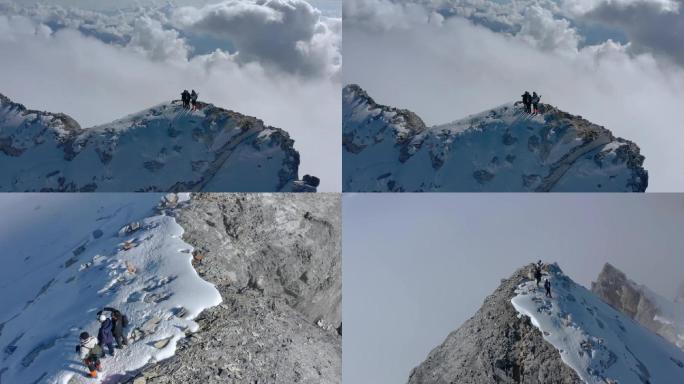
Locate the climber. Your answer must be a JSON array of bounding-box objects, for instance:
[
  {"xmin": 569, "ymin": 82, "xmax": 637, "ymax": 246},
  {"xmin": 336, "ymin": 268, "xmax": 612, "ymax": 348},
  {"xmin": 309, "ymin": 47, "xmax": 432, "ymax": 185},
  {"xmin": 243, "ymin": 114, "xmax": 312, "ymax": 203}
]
[
  {"xmin": 97, "ymin": 314, "xmax": 115, "ymax": 357},
  {"xmin": 190, "ymin": 90, "xmax": 199, "ymax": 111},
  {"xmin": 531, "ymin": 92, "xmax": 541, "ymax": 115},
  {"xmin": 181, "ymin": 90, "xmax": 190, "ymax": 109},
  {"xmin": 97, "ymin": 307, "xmax": 129, "ymax": 348},
  {"xmin": 534, "ymin": 263, "xmax": 542, "ymax": 288},
  {"xmin": 544, "ymin": 279, "xmax": 552, "ymax": 298},
  {"xmin": 521, "ymin": 91, "xmax": 531, "ymax": 114},
  {"xmin": 76, "ymin": 332, "xmax": 102, "ymax": 378}
]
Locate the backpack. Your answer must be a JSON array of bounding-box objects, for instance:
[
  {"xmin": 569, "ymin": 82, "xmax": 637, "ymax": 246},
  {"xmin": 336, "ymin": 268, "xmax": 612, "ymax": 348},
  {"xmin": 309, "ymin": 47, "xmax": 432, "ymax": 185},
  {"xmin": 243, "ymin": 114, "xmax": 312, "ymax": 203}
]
[
  {"xmin": 90, "ymin": 344, "xmax": 103, "ymax": 358},
  {"xmin": 122, "ymin": 314, "xmax": 129, "ymax": 328}
]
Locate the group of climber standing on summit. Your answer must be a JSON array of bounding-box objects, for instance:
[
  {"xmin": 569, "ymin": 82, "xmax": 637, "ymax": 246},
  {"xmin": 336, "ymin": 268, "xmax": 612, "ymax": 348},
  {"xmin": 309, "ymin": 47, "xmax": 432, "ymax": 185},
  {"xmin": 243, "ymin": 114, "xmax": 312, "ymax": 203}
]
[
  {"xmin": 76, "ymin": 307, "xmax": 129, "ymax": 378},
  {"xmin": 532, "ymin": 260, "xmax": 552, "ymax": 298},
  {"xmin": 521, "ymin": 91, "xmax": 542, "ymax": 115},
  {"xmin": 181, "ymin": 89, "xmax": 199, "ymax": 111}
]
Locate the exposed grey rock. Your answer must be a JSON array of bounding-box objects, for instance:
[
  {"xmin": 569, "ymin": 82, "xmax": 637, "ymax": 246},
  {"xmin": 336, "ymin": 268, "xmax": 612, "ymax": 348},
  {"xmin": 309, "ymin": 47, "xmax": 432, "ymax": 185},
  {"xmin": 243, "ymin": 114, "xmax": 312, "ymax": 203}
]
[
  {"xmin": 125, "ymin": 193, "xmax": 341, "ymax": 383},
  {"xmin": 407, "ymin": 266, "xmax": 582, "ymax": 384},
  {"xmin": 175, "ymin": 193, "xmax": 341, "ymax": 329},
  {"xmin": 592, "ymin": 263, "xmax": 684, "ymax": 350}
]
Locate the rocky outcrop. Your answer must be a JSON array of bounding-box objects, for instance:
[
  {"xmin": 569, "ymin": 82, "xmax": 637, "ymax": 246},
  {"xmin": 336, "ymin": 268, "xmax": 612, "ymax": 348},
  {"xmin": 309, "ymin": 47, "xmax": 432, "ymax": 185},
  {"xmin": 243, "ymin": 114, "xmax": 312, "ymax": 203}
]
[
  {"xmin": 343, "ymin": 84, "xmax": 647, "ymax": 192},
  {"xmin": 126, "ymin": 193, "xmax": 341, "ymax": 383},
  {"xmin": 342, "ymin": 84, "xmax": 427, "ymax": 155},
  {"xmin": 0, "ymin": 93, "xmax": 316, "ymax": 192},
  {"xmin": 592, "ymin": 263, "xmax": 684, "ymax": 350},
  {"xmin": 407, "ymin": 266, "xmax": 582, "ymax": 384}
]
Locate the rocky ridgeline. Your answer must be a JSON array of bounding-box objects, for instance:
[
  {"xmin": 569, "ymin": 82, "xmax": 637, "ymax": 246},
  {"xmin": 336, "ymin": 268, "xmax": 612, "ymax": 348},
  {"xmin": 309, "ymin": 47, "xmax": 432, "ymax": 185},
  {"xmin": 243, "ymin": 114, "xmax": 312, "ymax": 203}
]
[
  {"xmin": 126, "ymin": 193, "xmax": 341, "ymax": 383},
  {"xmin": 407, "ymin": 265, "xmax": 582, "ymax": 384},
  {"xmin": 343, "ymin": 84, "xmax": 647, "ymax": 192},
  {"xmin": 0, "ymin": 93, "xmax": 317, "ymax": 192},
  {"xmin": 592, "ymin": 263, "xmax": 684, "ymax": 350}
]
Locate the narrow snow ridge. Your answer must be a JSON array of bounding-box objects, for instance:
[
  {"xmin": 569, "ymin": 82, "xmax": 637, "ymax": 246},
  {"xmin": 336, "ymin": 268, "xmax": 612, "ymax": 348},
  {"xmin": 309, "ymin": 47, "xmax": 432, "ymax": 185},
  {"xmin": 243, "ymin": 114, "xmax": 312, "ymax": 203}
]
[
  {"xmin": 0, "ymin": 194, "xmax": 221, "ymax": 384},
  {"xmin": 343, "ymin": 84, "xmax": 647, "ymax": 192},
  {"xmin": 511, "ymin": 264, "xmax": 684, "ymax": 383},
  {"xmin": 0, "ymin": 94, "xmax": 316, "ymax": 192}
]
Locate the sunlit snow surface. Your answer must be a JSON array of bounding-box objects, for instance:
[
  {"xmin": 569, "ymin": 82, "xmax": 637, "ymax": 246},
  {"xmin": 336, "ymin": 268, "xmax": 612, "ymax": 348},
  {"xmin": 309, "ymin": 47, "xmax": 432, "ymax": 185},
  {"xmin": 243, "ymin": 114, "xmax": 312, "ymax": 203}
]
[
  {"xmin": 0, "ymin": 194, "xmax": 221, "ymax": 383},
  {"xmin": 0, "ymin": 99, "xmax": 295, "ymax": 192},
  {"xmin": 342, "ymin": 86, "xmax": 645, "ymax": 192},
  {"xmin": 511, "ymin": 264, "xmax": 684, "ymax": 383}
]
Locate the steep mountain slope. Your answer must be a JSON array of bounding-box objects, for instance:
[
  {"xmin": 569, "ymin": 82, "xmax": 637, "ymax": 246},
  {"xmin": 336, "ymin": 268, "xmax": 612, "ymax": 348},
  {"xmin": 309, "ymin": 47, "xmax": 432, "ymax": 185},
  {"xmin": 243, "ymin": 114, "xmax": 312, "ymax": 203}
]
[
  {"xmin": 125, "ymin": 193, "xmax": 341, "ymax": 383},
  {"xmin": 0, "ymin": 193, "xmax": 341, "ymax": 384},
  {"xmin": 407, "ymin": 265, "xmax": 582, "ymax": 384},
  {"xmin": 0, "ymin": 193, "xmax": 222, "ymax": 384},
  {"xmin": 592, "ymin": 263, "xmax": 684, "ymax": 351},
  {"xmin": 0, "ymin": 93, "xmax": 317, "ymax": 192},
  {"xmin": 512, "ymin": 264, "xmax": 684, "ymax": 383},
  {"xmin": 408, "ymin": 264, "xmax": 684, "ymax": 384},
  {"xmin": 343, "ymin": 85, "xmax": 647, "ymax": 192}
]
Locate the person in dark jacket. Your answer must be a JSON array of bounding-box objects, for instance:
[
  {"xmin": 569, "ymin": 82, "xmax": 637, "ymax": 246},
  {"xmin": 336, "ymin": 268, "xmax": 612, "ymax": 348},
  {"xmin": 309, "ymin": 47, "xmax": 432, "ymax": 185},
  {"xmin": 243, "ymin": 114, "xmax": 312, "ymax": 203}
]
[
  {"xmin": 544, "ymin": 279, "xmax": 552, "ymax": 298},
  {"xmin": 97, "ymin": 307, "xmax": 128, "ymax": 348},
  {"xmin": 521, "ymin": 91, "xmax": 532, "ymax": 114},
  {"xmin": 531, "ymin": 92, "xmax": 541, "ymax": 115},
  {"xmin": 534, "ymin": 261, "xmax": 542, "ymax": 287},
  {"xmin": 190, "ymin": 90, "xmax": 199, "ymax": 111},
  {"xmin": 97, "ymin": 315, "xmax": 115, "ymax": 356},
  {"xmin": 181, "ymin": 90, "xmax": 190, "ymax": 108}
]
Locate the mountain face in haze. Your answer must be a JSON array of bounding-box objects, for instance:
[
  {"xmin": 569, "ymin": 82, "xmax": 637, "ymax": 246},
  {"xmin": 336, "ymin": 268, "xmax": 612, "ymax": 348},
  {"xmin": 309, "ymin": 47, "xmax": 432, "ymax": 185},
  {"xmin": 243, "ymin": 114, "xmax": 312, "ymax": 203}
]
[
  {"xmin": 343, "ymin": 84, "xmax": 647, "ymax": 192},
  {"xmin": 408, "ymin": 264, "xmax": 684, "ymax": 384},
  {"xmin": 0, "ymin": 93, "xmax": 317, "ymax": 192},
  {"xmin": 592, "ymin": 263, "xmax": 684, "ymax": 351}
]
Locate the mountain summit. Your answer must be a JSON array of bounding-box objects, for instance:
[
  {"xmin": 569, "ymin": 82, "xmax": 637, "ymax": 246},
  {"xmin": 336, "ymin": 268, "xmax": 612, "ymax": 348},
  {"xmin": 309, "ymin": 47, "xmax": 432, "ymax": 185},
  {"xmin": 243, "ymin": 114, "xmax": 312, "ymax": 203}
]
[
  {"xmin": 0, "ymin": 93, "xmax": 317, "ymax": 192},
  {"xmin": 343, "ymin": 85, "xmax": 647, "ymax": 192},
  {"xmin": 408, "ymin": 263, "xmax": 684, "ymax": 383}
]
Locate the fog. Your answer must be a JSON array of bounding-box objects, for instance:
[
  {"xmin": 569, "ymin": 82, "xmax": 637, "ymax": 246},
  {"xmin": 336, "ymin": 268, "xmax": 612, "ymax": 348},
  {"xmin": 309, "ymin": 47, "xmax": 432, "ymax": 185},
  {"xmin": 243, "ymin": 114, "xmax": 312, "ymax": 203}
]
[{"xmin": 343, "ymin": 0, "xmax": 684, "ymax": 191}]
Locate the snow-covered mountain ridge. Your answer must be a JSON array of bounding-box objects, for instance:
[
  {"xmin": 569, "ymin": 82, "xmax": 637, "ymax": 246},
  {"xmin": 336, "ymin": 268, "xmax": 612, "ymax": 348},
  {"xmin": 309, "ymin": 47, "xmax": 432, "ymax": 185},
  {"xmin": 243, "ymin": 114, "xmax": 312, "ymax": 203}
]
[
  {"xmin": 0, "ymin": 93, "xmax": 317, "ymax": 192},
  {"xmin": 407, "ymin": 263, "xmax": 684, "ymax": 383},
  {"xmin": 343, "ymin": 84, "xmax": 647, "ymax": 192},
  {"xmin": 512, "ymin": 263, "xmax": 684, "ymax": 383}
]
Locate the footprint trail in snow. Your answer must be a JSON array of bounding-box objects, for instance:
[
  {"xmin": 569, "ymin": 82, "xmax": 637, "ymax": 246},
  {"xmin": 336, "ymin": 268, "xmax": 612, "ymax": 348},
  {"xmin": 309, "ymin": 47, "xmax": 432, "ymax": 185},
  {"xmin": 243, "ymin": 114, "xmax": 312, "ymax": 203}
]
[
  {"xmin": 511, "ymin": 264, "xmax": 684, "ymax": 383},
  {"xmin": 0, "ymin": 193, "xmax": 221, "ymax": 384}
]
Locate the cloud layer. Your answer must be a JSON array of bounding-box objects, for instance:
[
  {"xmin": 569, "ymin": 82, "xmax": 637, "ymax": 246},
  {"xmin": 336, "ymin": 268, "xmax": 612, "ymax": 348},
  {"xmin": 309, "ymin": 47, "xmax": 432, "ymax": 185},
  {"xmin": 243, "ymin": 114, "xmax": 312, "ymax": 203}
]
[
  {"xmin": 344, "ymin": 0, "xmax": 684, "ymax": 191},
  {"xmin": 0, "ymin": 0, "xmax": 341, "ymax": 191}
]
